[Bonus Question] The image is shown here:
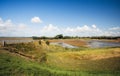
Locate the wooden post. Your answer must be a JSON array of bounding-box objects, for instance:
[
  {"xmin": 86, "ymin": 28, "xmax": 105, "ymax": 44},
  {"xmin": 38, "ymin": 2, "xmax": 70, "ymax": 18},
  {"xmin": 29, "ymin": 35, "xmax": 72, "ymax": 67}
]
[{"xmin": 2, "ymin": 40, "xmax": 5, "ymax": 47}]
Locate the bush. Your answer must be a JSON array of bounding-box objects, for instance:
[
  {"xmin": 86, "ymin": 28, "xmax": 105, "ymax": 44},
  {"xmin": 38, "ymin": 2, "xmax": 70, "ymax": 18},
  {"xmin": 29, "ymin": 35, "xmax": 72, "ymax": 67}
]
[
  {"xmin": 46, "ymin": 41, "xmax": 50, "ymax": 45},
  {"xmin": 39, "ymin": 40, "xmax": 41, "ymax": 45},
  {"xmin": 6, "ymin": 42, "xmax": 36, "ymax": 52}
]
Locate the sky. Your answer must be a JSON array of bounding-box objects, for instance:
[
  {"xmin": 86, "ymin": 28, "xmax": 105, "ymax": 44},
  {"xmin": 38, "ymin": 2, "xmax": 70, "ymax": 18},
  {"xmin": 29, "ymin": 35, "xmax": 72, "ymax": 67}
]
[{"xmin": 0, "ymin": 0, "xmax": 120, "ymax": 37}]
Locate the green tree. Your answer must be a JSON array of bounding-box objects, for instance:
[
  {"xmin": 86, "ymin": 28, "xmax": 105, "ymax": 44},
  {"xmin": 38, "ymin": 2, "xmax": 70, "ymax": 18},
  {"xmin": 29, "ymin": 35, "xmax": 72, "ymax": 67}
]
[{"xmin": 55, "ymin": 34, "xmax": 63, "ymax": 39}]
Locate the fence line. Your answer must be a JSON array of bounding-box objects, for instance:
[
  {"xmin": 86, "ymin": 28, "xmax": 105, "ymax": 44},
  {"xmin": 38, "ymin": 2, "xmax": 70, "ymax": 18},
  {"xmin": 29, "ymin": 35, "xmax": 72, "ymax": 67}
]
[{"xmin": 0, "ymin": 40, "xmax": 34, "ymax": 46}]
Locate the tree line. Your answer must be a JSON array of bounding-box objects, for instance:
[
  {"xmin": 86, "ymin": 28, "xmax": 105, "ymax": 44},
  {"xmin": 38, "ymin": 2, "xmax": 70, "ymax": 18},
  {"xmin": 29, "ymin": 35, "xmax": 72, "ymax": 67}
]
[{"xmin": 32, "ymin": 34, "xmax": 120, "ymax": 40}]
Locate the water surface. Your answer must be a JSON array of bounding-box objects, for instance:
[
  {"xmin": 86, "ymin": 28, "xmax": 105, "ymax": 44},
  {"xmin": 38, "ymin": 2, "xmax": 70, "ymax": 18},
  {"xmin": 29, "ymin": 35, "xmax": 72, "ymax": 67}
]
[
  {"xmin": 87, "ymin": 40, "xmax": 120, "ymax": 48},
  {"xmin": 50, "ymin": 42, "xmax": 78, "ymax": 48}
]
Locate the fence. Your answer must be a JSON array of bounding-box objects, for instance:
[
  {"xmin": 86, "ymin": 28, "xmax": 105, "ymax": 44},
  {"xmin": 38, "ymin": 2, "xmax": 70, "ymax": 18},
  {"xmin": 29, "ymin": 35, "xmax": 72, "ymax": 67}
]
[{"xmin": 0, "ymin": 40, "xmax": 34, "ymax": 46}]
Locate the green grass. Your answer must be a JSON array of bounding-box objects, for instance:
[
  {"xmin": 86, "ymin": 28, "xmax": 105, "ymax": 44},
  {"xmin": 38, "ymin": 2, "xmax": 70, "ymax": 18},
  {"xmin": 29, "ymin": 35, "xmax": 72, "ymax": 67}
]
[{"xmin": 0, "ymin": 50, "xmax": 69, "ymax": 76}]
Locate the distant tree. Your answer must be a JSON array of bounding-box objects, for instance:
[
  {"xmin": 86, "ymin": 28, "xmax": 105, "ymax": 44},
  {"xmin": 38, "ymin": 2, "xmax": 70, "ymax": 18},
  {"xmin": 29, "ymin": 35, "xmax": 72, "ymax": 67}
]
[
  {"xmin": 32, "ymin": 36, "xmax": 40, "ymax": 40},
  {"xmin": 55, "ymin": 34, "xmax": 63, "ymax": 39},
  {"xmin": 63, "ymin": 36, "xmax": 71, "ymax": 39},
  {"xmin": 40, "ymin": 36, "xmax": 48, "ymax": 39}
]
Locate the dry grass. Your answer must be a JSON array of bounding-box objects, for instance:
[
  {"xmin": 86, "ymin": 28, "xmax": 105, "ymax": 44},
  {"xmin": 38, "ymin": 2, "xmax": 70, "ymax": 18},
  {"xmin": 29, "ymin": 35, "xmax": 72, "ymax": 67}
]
[{"xmin": 47, "ymin": 47, "xmax": 120, "ymax": 71}]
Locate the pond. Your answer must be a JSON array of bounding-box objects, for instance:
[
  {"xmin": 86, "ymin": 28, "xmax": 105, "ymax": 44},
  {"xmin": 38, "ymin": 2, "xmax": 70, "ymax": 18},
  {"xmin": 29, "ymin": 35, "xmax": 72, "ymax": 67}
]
[
  {"xmin": 87, "ymin": 40, "xmax": 120, "ymax": 48},
  {"xmin": 50, "ymin": 40, "xmax": 120, "ymax": 48},
  {"xmin": 50, "ymin": 42, "xmax": 78, "ymax": 48}
]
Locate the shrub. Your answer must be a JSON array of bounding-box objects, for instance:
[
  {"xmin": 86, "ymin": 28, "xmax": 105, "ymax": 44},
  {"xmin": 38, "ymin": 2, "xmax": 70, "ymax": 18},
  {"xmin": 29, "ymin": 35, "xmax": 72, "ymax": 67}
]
[
  {"xmin": 46, "ymin": 41, "xmax": 50, "ymax": 45},
  {"xmin": 39, "ymin": 40, "xmax": 41, "ymax": 45},
  {"xmin": 6, "ymin": 42, "xmax": 36, "ymax": 52}
]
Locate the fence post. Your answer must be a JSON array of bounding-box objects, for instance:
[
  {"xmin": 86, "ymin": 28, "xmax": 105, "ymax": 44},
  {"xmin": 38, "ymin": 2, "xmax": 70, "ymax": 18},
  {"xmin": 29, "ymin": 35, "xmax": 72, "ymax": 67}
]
[{"xmin": 2, "ymin": 40, "xmax": 5, "ymax": 47}]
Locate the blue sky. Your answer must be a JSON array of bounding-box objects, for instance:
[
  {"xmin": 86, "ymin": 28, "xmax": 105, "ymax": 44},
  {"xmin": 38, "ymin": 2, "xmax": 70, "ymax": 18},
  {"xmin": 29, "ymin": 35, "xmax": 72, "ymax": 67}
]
[{"xmin": 0, "ymin": 0, "xmax": 120, "ymax": 37}]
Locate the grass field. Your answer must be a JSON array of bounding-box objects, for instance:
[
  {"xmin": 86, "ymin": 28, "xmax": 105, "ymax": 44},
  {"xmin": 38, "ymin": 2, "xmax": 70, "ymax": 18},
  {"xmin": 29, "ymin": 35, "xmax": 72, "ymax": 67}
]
[{"xmin": 0, "ymin": 39, "xmax": 120, "ymax": 76}]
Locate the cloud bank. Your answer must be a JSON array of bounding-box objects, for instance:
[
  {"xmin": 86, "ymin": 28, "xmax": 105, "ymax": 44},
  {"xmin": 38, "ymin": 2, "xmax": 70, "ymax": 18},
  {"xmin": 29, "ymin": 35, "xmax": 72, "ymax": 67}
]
[
  {"xmin": 0, "ymin": 18, "xmax": 32, "ymax": 37},
  {"xmin": 0, "ymin": 17, "xmax": 120, "ymax": 37},
  {"xmin": 40, "ymin": 24, "xmax": 120, "ymax": 37}
]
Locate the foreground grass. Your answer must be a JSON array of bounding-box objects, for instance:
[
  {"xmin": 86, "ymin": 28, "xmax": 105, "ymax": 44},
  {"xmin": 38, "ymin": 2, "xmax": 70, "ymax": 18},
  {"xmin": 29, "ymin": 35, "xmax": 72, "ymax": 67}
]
[
  {"xmin": 0, "ymin": 50, "xmax": 75, "ymax": 76},
  {"xmin": 0, "ymin": 47, "xmax": 120, "ymax": 76},
  {"xmin": 47, "ymin": 47, "xmax": 120, "ymax": 70},
  {"xmin": 1, "ymin": 40, "xmax": 120, "ymax": 76}
]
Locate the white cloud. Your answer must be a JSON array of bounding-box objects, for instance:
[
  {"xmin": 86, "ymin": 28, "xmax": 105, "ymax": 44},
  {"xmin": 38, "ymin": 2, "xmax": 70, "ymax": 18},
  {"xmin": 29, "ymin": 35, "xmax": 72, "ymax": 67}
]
[
  {"xmin": 0, "ymin": 18, "xmax": 3, "ymax": 24},
  {"xmin": 18, "ymin": 23, "xmax": 26, "ymax": 28},
  {"xmin": 39, "ymin": 24, "xmax": 103, "ymax": 37},
  {"xmin": 0, "ymin": 18, "xmax": 12, "ymax": 27},
  {"xmin": 40, "ymin": 24, "xmax": 60, "ymax": 36},
  {"xmin": 109, "ymin": 27, "xmax": 120, "ymax": 31},
  {"xmin": 64, "ymin": 25, "xmax": 102, "ymax": 36},
  {"xmin": 92, "ymin": 24, "xmax": 96, "ymax": 28},
  {"xmin": 104, "ymin": 27, "xmax": 120, "ymax": 36},
  {"xmin": 31, "ymin": 16, "xmax": 42, "ymax": 23},
  {"xmin": 0, "ymin": 18, "xmax": 33, "ymax": 37},
  {"xmin": 41, "ymin": 24, "xmax": 59, "ymax": 32},
  {"xmin": 65, "ymin": 25, "xmax": 100, "ymax": 33}
]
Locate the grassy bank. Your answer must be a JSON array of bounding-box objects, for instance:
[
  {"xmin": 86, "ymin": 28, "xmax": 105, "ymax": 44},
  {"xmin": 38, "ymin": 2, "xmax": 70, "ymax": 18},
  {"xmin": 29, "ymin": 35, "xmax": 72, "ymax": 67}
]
[
  {"xmin": 0, "ymin": 49, "xmax": 120, "ymax": 76},
  {"xmin": 0, "ymin": 40, "xmax": 120, "ymax": 76},
  {"xmin": 47, "ymin": 48, "xmax": 120, "ymax": 70}
]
